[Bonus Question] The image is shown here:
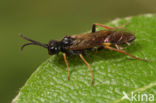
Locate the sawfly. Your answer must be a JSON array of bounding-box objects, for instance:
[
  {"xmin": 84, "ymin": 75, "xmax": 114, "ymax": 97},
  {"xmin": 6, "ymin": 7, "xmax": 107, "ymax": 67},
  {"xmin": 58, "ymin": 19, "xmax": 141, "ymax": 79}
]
[{"xmin": 20, "ymin": 23, "xmax": 148, "ymax": 85}]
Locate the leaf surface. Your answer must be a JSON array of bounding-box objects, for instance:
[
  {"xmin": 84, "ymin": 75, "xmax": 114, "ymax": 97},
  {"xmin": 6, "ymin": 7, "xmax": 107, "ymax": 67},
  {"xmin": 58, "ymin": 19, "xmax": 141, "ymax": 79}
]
[{"xmin": 13, "ymin": 14, "xmax": 156, "ymax": 103}]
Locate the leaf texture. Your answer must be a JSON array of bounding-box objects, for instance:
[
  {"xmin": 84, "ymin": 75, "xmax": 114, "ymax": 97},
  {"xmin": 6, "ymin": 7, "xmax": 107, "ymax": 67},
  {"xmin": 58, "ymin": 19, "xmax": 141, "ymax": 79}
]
[{"xmin": 13, "ymin": 14, "xmax": 156, "ymax": 103}]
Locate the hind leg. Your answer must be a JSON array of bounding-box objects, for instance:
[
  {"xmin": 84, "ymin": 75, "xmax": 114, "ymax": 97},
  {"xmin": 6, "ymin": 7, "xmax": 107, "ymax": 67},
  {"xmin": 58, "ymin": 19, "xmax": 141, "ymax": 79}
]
[
  {"xmin": 91, "ymin": 22, "xmax": 129, "ymax": 33},
  {"xmin": 103, "ymin": 43, "xmax": 148, "ymax": 62}
]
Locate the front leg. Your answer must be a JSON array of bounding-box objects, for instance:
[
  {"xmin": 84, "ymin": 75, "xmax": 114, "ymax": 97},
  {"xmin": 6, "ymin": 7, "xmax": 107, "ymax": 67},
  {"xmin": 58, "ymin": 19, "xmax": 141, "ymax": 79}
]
[{"xmin": 63, "ymin": 53, "xmax": 70, "ymax": 80}]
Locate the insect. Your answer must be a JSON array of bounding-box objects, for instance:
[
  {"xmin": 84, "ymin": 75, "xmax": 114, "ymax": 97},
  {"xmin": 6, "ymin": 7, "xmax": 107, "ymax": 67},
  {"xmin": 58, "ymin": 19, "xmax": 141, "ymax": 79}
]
[{"xmin": 20, "ymin": 23, "xmax": 148, "ymax": 85}]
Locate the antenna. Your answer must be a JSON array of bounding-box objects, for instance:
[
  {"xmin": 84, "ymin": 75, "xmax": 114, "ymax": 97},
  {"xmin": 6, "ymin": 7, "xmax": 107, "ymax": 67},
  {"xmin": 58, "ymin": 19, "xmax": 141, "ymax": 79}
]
[{"xmin": 20, "ymin": 34, "xmax": 48, "ymax": 51}]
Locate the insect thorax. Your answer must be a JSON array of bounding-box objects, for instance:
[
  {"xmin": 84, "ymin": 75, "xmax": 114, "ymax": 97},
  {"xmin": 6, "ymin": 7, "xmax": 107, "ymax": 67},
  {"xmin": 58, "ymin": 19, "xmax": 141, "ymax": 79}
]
[{"xmin": 48, "ymin": 36, "xmax": 75, "ymax": 55}]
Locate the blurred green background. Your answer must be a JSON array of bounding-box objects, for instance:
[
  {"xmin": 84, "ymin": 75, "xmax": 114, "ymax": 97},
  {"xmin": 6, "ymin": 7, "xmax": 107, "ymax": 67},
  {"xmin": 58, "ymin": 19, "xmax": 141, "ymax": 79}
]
[{"xmin": 0, "ymin": 0, "xmax": 156, "ymax": 103}]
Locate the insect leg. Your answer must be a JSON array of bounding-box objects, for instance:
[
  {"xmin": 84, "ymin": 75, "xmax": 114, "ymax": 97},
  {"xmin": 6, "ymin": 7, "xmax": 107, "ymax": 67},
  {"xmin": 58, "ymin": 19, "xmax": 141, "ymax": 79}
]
[
  {"xmin": 79, "ymin": 54, "xmax": 94, "ymax": 85},
  {"xmin": 92, "ymin": 24, "xmax": 96, "ymax": 33},
  {"xmin": 92, "ymin": 22, "xmax": 129, "ymax": 32},
  {"xmin": 63, "ymin": 53, "xmax": 70, "ymax": 80},
  {"xmin": 115, "ymin": 44, "xmax": 123, "ymax": 50},
  {"xmin": 92, "ymin": 23, "xmax": 114, "ymax": 32},
  {"xmin": 103, "ymin": 45, "xmax": 148, "ymax": 62}
]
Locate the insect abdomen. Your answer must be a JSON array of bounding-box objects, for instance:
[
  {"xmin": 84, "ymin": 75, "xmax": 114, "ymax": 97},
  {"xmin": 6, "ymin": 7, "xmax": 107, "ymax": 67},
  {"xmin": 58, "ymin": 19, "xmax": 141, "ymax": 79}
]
[{"xmin": 104, "ymin": 31, "xmax": 135, "ymax": 45}]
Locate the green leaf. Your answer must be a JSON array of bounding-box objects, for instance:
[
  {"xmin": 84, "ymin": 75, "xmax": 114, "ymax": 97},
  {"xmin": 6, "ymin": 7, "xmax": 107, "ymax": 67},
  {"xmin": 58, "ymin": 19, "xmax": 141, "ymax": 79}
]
[{"xmin": 13, "ymin": 14, "xmax": 156, "ymax": 103}]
